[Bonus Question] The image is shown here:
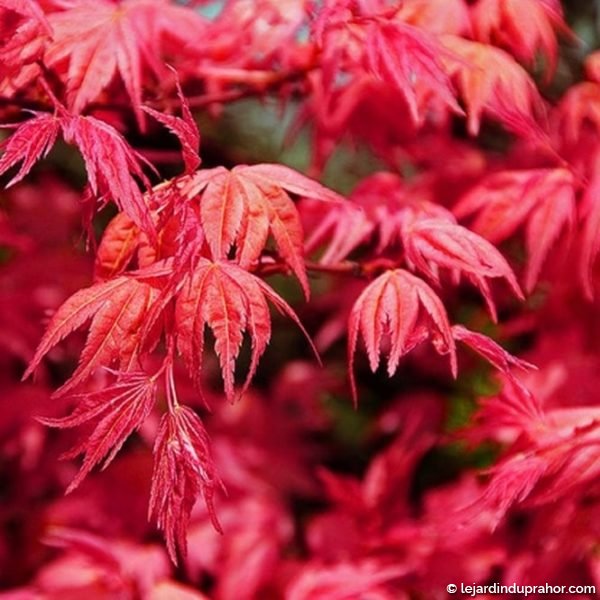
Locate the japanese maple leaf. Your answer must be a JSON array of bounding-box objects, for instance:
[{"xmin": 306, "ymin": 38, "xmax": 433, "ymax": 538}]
[
  {"xmin": 39, "ymin": 370, "xmax": 158, "ymax": 493},
  {"xmin": 149, "ymin": 405, "xmax": 221, "ymax": 564},
  {"xmin": 142, "ymin": 75, "xmax": 201, "ymax": 175},
  {"xmin": 0, "ymin": 108, "xmax": 154, "ymax": 233},
  {"xmin": 401, "ymin": 216, "xmax": 523, "ymax": 319},
  {"xmin": 364, "ymin": 20, "xmax": 463, "ymax": 125},
  {"xmin": 441, "ymin": 35, "xmax": 544, "ymax": 138},
  {"xmin": 183, "ymin": 164, "xmax": 343, "ymax": 297},
  {"xmin": 175, "ymin": 259, "xmax": 312, "ymax": 400},
  {"xmin": 0, "ymin": 112, "xmax": 60, "ymax": 186},
  {"xmin": 0, "ymin": 1, "xmax": 51, "ymax": 83},
  {"xmin": 471, "ymin": 0, "xmax": 569, "ymax": 79},
  {"xmin": 348, "ymin": 269, "xmax": 456, "ymax": 401},
  {"xmin": 455, "ymin": 168, "xmax": 576, "ymax": 292},
  {"xmin": 44, "ymin": 0, "xmax": 207, "ymax": 125},
  {"xmin": 23, "ymin": 276, "xmax": 161, "ymax": 395}
]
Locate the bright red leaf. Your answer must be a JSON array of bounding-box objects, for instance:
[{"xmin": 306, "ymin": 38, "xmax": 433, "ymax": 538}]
[
  {"xmin": 175, "ymin": 258, "xmax": 313, "ymax": 400},
  {"xmin": 402, "ymin": 216, "xmax": 523, "ymax": 319},
  {"xmin": 348, "ymin": 269, "xmax": 457, "ymax": 401},
  {"xmin": 149, "ymin": 405, "xmax": 221, "ymax": 564},
  {"xmin": 39, "ymin": 370, "xmax": 158, "ymax": 493},
  {"xmin": 24, "ymin": 276, "xmax": 161, "ymax": 395},
  {"xmin": 455, "ymin": 168, "xmax": 576, "ymax": 292}
]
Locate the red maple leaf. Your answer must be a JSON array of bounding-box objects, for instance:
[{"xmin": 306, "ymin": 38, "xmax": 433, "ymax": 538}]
[
  {"xmin": 44, "ymin": 0, "xmax": 207, "ymax": 126},
  {"xmin": 23, "ymin": 276, "xmax": 161, "ymax": 394},
  {"xmin": 0, "ymin": 106, "xmax": 154, "ymax": 233},
  {"xmin": 348, "ymin": 269, "xmax": 457, "ymax": 401},
  {"xmin": 183, "ymin": 164, "xmax": 343, "ymax": 297},
  {"xmin": 149, "ymin": 405, "xmax": 222, "ymax": 564},
  {"xmin": 455, "ymin": 168, "xmax": 576, "ymax": 292},
  {"xmin": 175, "ymin": 259, "xmax": 313, "ymax": 401},
  {"xmin": 39, "ymin": 370, "xmax": 158, "ymax": 493}
]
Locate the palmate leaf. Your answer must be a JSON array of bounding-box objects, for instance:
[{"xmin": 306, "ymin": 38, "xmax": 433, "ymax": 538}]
[
  {"xmin": 39, "ymin": 370, "xmax": 158, "ymax": 493},
  {"xmin": 402, "ymin": 217, "xmax": 523, "ymax": 319},
  {"xmin": 348, "ymin": 269, "xmax": 457, "ymax": 401},
  {"xmin": 62, "ymin": 114, "xmax": 154, "ymax": 234},
  {"xmin": 441, "ymin": 35, "xmax": 544, "ymax": 138},
  {"xmin": 149, "ymin": 406, "xmax": 221, "ymax": 564},
  {"xmin": 0, "ymin": 108, "xmax": 154, "ymax": 234},
  {"xmin": 183, "ymin": 164, "xmax": 343, "ymax": 298},
  {"xmin": 175, "ymin": 259, "xmax": 313, "ymax": 401},
  {"xmin": 23, "ymin": 276, "xmax": 161, "ymax": 395},
  {"xmin": 455, "ymin": 168, "xmax": 576, "ymax": 292},
  {"xmin": 44, "ymin": 0, "xmax": 207, "ymax": 125}
]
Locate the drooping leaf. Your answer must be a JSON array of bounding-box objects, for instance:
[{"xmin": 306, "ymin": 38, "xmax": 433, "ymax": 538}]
[
  {"xmin": 149, "ymin": 406, "xmax": 221, "ymax": 564},
  {"xmin": 402, "ymin": 216, "xmax": 523, "ymax": 319},
  {"xmin": 348, "ymin": 269, "xmax": 456, "ymax": 401},
  {"xmin": 62, "ymin": 114, "xmax": 154, "ymax": 234},
  {"xmin": 455, "ymin": 168, "xmax": 576, "ymax": 292},
  {"xmin": 175, "ymin": 259, "xmax": 312, "ymax": 400}
]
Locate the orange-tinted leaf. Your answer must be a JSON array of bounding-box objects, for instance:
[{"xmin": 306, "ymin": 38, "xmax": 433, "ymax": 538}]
[
  {"xmin": 185, "ymin": 164, "xmax": 342, "ymax": 297},
  {"xmin": 24, "ymin": 277, "xmax": 161, "ymax": 394},
  {"xmin": 94, "ymin": 212, "xmax": 140, "ymax": 281}
]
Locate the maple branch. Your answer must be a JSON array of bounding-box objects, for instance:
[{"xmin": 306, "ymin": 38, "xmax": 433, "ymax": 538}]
[{"xmin": 256, "ymin": 257, "xmax": 402, "ymax": 279}]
